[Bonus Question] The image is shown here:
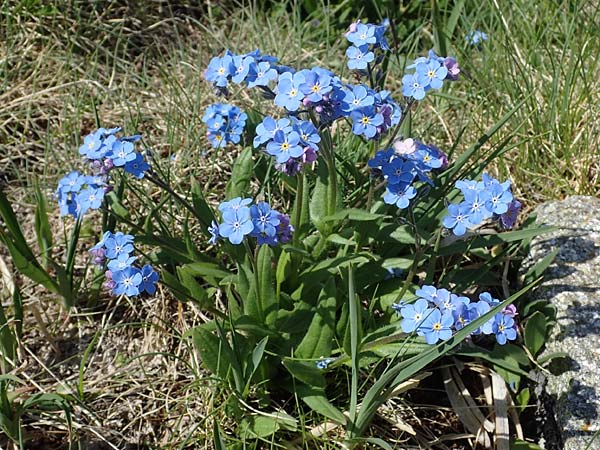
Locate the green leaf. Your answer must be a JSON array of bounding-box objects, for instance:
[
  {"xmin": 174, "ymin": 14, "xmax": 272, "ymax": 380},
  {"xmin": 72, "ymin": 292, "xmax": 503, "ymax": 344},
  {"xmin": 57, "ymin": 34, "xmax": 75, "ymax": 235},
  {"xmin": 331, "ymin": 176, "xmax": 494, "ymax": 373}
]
[
  {"xmin": 437, "ymin": 227, "xmax": 555, "ymax": 256},
  {"xmin": 322, "ymin": 208, "xmax": 387, "ymax": 222},
  {"xmin": 257, "ymin": 245, "xmax": 278, "ymax": 325},
  {"xmin": 523, "ymin": 247, "xmax": 559, "ymax": 285},
  {"xmin": 105, "ymin": 191, "xmax": 129, "ymax": 218},
  {"xmin": 213, "ymin": 422, "xmax": 227, "ymax": 450},
  {"xmin": 537, "ymin": 351, "xmax": 568, "ymax": 366},
  {"xmin": 33, "ymin": 181, "xmax": 53, "ymax": 268},
  {"xmin": 191, "ymin": 325, "xmax": 231, "ymax": 380},
  {"xmin": 516, "ymin": 388, "xmax": 530, "ymax": 411},
  {"xmin": 283, "ymin": 358, "xmax": 326, "ymax": 389},
  {"xmin": 241, "ymin": 412, "xmax": 297, "ymax": 438},
  {"xmin": 295, "ymin": 278, "xmax": 336, "ymax": 359},
  {"xmin": 191, "ymin": 178, "xmax": 215, "ymax": 233},
  {"xmin": 524, "ymin": 311, "xmax": 547, "ymax": 356},
  {"xmin": 177, "ymin": 266, "xmax": 209, "ymax": 306},
  {"xmin": 510, "ymin": 439, "xmax": 543, "ymax": 450},
  {"xmin": 309, "ymin": 158, "xmax": 334, "ymax": 232},
  {"xmin": 294, "ymin": 383, "xmax": 346, "ymax": 424},
  {"xmin": 244, "ymin": 337, "xmax": 268, "ymax": 388},
  {"xmin": 226, "ymin": 147, "xmax": 253, "ymax": 198}
]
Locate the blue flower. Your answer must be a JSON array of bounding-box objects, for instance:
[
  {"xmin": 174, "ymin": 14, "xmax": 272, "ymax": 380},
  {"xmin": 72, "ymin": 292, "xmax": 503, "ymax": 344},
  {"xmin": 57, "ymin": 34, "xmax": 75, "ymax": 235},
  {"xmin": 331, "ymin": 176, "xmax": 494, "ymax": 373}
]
[
  {"xmin": 77, "ymin": 186, "xmax": 105, "ymax": 211},
  {"xmin": 350, "ymin": 107, "xmax": 383, "ymax": 139},
  {"xmin": 383, "ymin": 183, "xmax": 417, "ymax": 209},
  {"xmin": 139, "ymin": 264, "xmax": 159, "ymax": 295},
  {"xmin": 316, "ymin": 358, "xmax": 333, "ymax": 369},
  {"xmin": 109, "ymin": 141, "xmax": 136, "ymax": 167},
  {"xmin": 265, "ymin": 130, "xmax": 303, "ymax": 163},
  {"xmin": 342, "ymin": 85, "xmax": 375, "ymax": 112},
  {"xmin": 466, "ymin": 30, "xmax": 488, "ymax": 46},
  {"xmin": 292, "ymin": 119, "xmax": 321, "ymax": 147},
  {"xmin": 205, "ymin": 54, "xmax": 235, "ymax": 87},
  {"xmin": 219, "ymin": 197, "xmax": 252, "ymax": 214},
  {"xmin": 112, "ymin": 267, "xmax": 143, "ymax": 297},
  {"xmin": 462, "ymin": 190, "xmax": 492, "ymax": 226},
  {"xmin": 299, "ymin": 69, "xmax": 332, "ymax": 103},
  {"xmin": 346, "ymin": 23, "xmax": 377, "ymax": 47},
  {"xmin": 368, "ymin": 148, "xmax": 394, "ymax": 168},
  {"xmin": 492, "ymin": 313, "xmax": 517, "ymax": 345},
  {"xmin": 79, "ymin": 130, "xmax": 104, "ymax": 158},
  {"xmin": 104, "ymin": 233, "xmax": 134, "ymax": 259},
  {"xmin": 250, "ymin": 201, "xmax": 280, "ymax": 237},
  {"xmin": 247, "ymin": 61, "xmax": 278, "ymax": 88},
  {"xmin": 442, "ymin": 203, "xmax": 472, "ymax": 236},
  {"xmin": 274, "ymin": 71, "xmax": 306, "ymax": 111},
  {"xmin": 382, "ymin": 158, "xmax": 414, "ymax": 185},
  {"xmin": 231, "ymin": 55, "xmax": 253, "ymax": 84},
  {"xmin": 208, "ymin": 220, "xmax": 220, "ymax": 244},
  {"xmin": 124, "ymin": 153, "xmax": 150, "ymax": 179},
  {"xmin": 420, "ymin": 309, "xmax": 454, "ymax": 344},
  {"xmin": 485, "ymin": 183, "xmax": 513, "ymax": 214},
  {"xmin": 402, "ymin": 73, "xmax": 426, "ymax": 100},
  {"xmin": 254, "ymin": 117, "xmax": 292, "ymax": 148},
  {"xmin": 107, "ymin": 253, "xmax": 137, "ymax": 272},
  {"xmin": 346, "ymin": 45, "xmax": 374, "ymax": 70},
  {"xmin": 400, "ymin": 298, "xmax": 432, "ymax": 334},
  {"xmin": 218, "ymin": 208, "xmax": 254, "ymax": 245},
  {"xmin": 416, "ymin": 60, "xmax": 448, "ymax": 90}
]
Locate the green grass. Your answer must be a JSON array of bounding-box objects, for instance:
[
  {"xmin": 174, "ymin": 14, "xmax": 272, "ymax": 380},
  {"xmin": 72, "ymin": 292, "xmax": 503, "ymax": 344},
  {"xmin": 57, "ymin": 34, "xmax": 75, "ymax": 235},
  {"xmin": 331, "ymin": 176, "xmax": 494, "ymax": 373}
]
[{"xmin": 0, "ymin": 0, "xmax": 599, "ymax": 448}]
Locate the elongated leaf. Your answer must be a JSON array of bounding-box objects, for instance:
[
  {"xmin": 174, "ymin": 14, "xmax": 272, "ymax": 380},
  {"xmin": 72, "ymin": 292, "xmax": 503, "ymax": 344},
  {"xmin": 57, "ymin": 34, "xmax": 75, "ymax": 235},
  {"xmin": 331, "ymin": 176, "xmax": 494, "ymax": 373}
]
[
  {"xmin": 322, "ymin": 208, "xmax": 387, "ymax": 222},
  {"xmin": 294, "ymin": 382, "xmax": 346, "ymax": 424},
  {"xmin": 244, "ymin": 337, "xmax": 268, "ymax": 389},
  {"xmin": 0, "ymin": 301, "xmax": 16, "ymax": 372},
  {"xmin": 191, "ymin": 178, "xmax": 215, "ymax": 233},
  {"xmin": 524, "ymin": 311, "xmax": 547, "ymax": 356},
  {"xmin": 257, "ymin": 245, "xmax": 278, "ymax": 325},
  {"xmin": 182, "ymin": 261, "xmax": 230, "ymax": 286},
  {"xmin": 295, "ymin": 278, "xmax": 336, "ymax": 359},
  {"xmin": 0, "ymin": 231, "xmax": 59, "ymax": 294},
  {"xmin": 33, "ymin": 181, "xmax": 53, "ymax": 268},
  {"xmin": 437, "ymin": 227, "xmax": 555, "ymax": 256},
  {"xmin": 309, "ymin": 157, "xmax": 334, "ymax": 233},
  {"xmin": 523, "ymin": 247, "xmax": 559, "ymax": 286},
  {"xmin": 191, "ymin": 326, "xmax": 231, "ymax": 380},
  {"xmin": 226, "ymin": 147, "xmax": 253, "ymax": 198},
  {"xmin": 431, "ymin": 0, "xmax": 447, "ymax": 56},
  {"xmin": 177, "ymin": 266, "xmax": 209, "ymax": 306},
  {"xmin": 283, "ymin": 358, "xmax": 326, "ymax": 389},
  {"xmin": 214, "ymin": 422, "xmax": 227, "ymax": 450}
]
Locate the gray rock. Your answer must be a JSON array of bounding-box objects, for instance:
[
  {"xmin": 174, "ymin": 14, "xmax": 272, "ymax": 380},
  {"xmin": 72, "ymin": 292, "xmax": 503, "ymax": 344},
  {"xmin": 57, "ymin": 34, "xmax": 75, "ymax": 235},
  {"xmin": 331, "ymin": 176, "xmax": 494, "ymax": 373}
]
[{"xmin": 525, "ymin": 196, "xmax": 600, "ymax": 450}]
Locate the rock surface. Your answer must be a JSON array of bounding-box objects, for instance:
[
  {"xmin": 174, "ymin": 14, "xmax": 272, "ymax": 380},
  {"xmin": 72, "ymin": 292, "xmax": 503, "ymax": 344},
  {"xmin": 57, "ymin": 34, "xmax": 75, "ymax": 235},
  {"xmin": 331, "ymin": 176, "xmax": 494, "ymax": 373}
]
[{"xmin": 526, "ymin": 196, "xmax": 600, "ymax": 450}]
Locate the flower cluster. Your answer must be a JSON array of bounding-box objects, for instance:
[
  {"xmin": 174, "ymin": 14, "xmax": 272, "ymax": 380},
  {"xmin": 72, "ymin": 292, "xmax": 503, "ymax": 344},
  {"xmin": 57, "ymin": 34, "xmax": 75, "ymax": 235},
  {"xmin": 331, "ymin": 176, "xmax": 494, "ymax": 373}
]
[
  {"xmin": 90, "ymin": 231, "xmax": 159, "ymax": 297},
  {"xmin": 253, "ymin": 116, "xmax": 319, "ymax": 175},
  {"xmin": 209, "ymin": 197, "xmax": 294, "ymax": 246},
  {"xmin": 204, "ymin": 36, "xmax": 402, "ymax": 143},
  {"xmin": 393, "ymin": 286, "xmax": 518, "ymax": 345},
  {"xmin": 56, "ymin": 127, "xmax": 149, "ymax": 218},
  {"xmin": 402, "ymin": 50, "xmax": 460, "ymax": 100},
  {"xmin": 201, "ymin": 103, "xmax": 247, "ymax": 148},
  {"xmin": 55, "ymin": 171, "xmax": 107, "ymax": 218},
  {"xmin": 443, "ymin": 173, "xmax": 522, "ymax": 236},
  {"xmin": 466, "ymin": 30, "xmax": 488, "ymax": 47},
  {"xmin": 345, "ymin": 20, "xmax": 389, "ymax": 70},
  {"xmin": 367, "ymin": 138, "xmax": 449, "ymax": 209},
  {"xmin": 78, "ymin": 127, "xmax": 148, "ymax": 178},
  {"xmin": 204, "ymin": 49, "xmax": 280, "ymax": 92}
]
